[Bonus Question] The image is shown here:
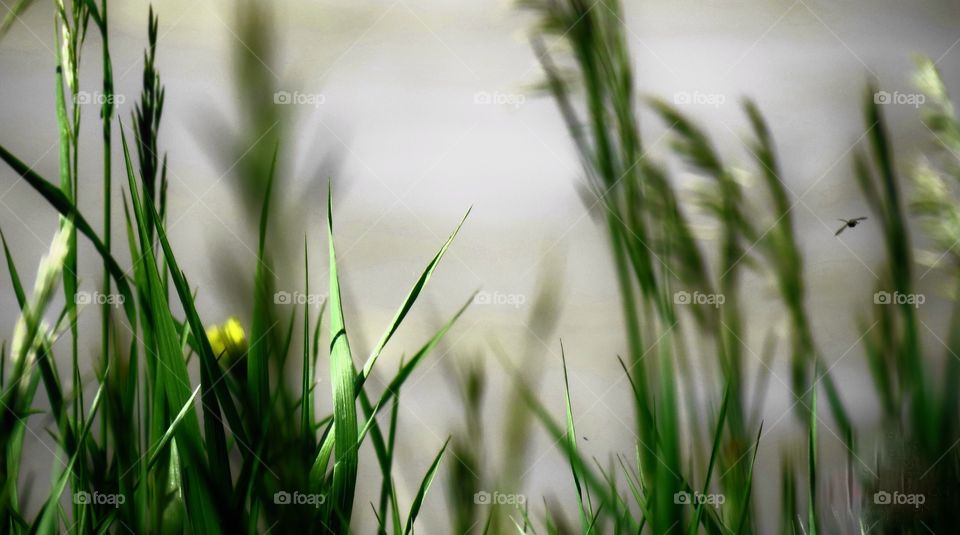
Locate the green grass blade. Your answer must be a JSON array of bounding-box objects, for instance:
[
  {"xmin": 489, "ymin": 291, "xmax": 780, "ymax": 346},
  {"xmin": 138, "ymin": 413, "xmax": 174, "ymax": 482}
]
[
  {"xmin": 145, "ymin": 385, "xmax": 202, "ymax": 471},
  {"xmin": 326, "ymin": 186, "xmax": 360, "ymax": 530},
  {"xmin": 0, "ymin": 0, "xmax": 36, "ymax": 42},
  {"xmin": 690, "ymin": 383, "xmax": 731, "ymax": 534},
  {"xmin": 807, "ymin": 379, "xmax": 818, "ymax": 535},
  {"xmin": 0, "ymin": 227, "xmax": 26, "ymax": 308},
  {"xmin": 32, "ymin": 373, "xmax": 107, "ymax": 534},
  {"xmin": 734, "ymin": 422, "xmax": 764, "ymax": 535},
  {"xmin": 248, "ymin": 145, "xmax": 279, "ymax": 416},
  {"xmin": 559, "ymin": 342, "xmax": 591, "ymax": 532},
  {"xmin": 358, "ymin": 207, "xmax": 470, "ymax": 388},
  {"xmin": 301, "ymin": 237, "xmax": 313, "ymax": 439},
  {"xmin": 0, "ymin": 144, "xmax": 135, "ymax": 321},
  {"xmin": 121, "ymin": 125, "xmax": 219, "ymax": 533},
  {"xmin": 404, "ymin": 438, "xmax": 449, "ymax": 535}
]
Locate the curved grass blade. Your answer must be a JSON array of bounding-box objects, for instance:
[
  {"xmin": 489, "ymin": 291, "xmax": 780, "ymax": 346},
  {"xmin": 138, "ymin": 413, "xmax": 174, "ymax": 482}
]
[
  {"xmin": 559, "ymin": 343, "xmax": 591, "ymax": 532},
  {"xmin": 121, "ymin": 126, "xmax": 219, "ymax": 533},
  {"xmin": 735, "ymin": 422, "xmax": 764, "ymax": 535},
  {"xmin": 248, "ymin": 145, "xmax": 279, "ymax": 416},
  {"xmin": 326, "ymin": 186, "xmax": 359, "ymax": 531},
  {"xmin": 404, "ymin": 438, "xmax": 449, "ymax": 535},
  {"xmin": 0, "ymin": 227, "xmax": 26, "ymax": 307},
  {"xmin": 0, "ymin": 144, "xmax": 135, "ymax": 321},
  {"xmin": 690, "ymin": 383, "xmax": 731, "ymax": 535},
  {"xmin": 358, "ymin": 207, "xmax": 471, "ymax": 390},
  {"xmin": 30, "ymin": 374, "xmax": 107, "ymax": 534}
]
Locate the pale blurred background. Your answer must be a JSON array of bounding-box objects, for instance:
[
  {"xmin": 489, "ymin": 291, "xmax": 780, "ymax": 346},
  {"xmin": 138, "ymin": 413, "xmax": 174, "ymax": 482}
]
[{"xmin": 1, "ymin": 0, "xmax": 959, "ymax": 531}]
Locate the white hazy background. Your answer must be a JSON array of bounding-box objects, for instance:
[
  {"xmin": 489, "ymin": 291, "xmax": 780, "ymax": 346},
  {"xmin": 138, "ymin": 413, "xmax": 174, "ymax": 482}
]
[{"xmin": 1, "ymin": 0, "xmax": 959, "ymax": 532}]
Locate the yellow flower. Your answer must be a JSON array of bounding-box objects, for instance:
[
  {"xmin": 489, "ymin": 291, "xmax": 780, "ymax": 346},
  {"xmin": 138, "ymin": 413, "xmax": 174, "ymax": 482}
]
[{"xmin": 205, "ymin": 316, "xmax": 247, "ymax": 367}]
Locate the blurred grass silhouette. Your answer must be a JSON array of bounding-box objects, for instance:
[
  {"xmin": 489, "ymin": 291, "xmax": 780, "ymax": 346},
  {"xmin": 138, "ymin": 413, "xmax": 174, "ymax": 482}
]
[{"xmin": 0, "ymin": 0, "xmax": 957, "ymax": 533}]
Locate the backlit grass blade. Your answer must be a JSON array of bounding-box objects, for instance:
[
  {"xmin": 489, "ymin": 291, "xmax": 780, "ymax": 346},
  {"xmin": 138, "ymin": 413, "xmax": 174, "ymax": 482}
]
[
  {"xmin": 807, "ymin": 377, "xmax": 818, "ymax": 535},
  {"xmin": 248, "ymin": 145, "xmax": 279, "ymax": 418},
  {"xmin": 358, "ymin": 207, "xmax": 471, "ymax": 389},
  {"xmin": 145, "ymin": 385, "xmax": 202, "ymax": 471},
  {"xmin": 403, "ymin": 438, "xmax": 449, "ymax": 535},
  {"xmin": 559, "ymin": 343, "xmax": 591, "ymax": 532},
  {"xmin": 31, "ymin": 374, "xmax": 107, "ymax": 535},
  {"xmin": 360, "ymin": 294, "xmax": 474, "ymax": 431},
  {"xmin": 378, "ymin": 359, "xmax": 403, "ymax": 532},
  {"xmin": 0, "ymin": 227, "xmax": 25, "ymax": 307},
  {"xmin": 121, "ymin": 125, "xmax": 219, "ymax": 533},
  {"xmin": 311, "ymin": 292, "xmax": 473, "ymax": 482},
  {"xmin": 143, "ymin": 175, "xmax": 242, "ymax": 482},
  {"xmin": 309, "ymin": 209, "xmax": 474, "ymax": 486},
  {"xmin": 301, "ymin": 238, "xmax": 314, "ymax": 439},
  {"xmin": 507, "ymin": 356, "xmax": 639, "ymax": 533},
  {"xmin": 0, "ymin": 144, "xmax": 135, "ymax": 321},
  {"xmin": 0, "ymin": 0, "xmax": 36, "ymax": 41},
  {"xmin": 733, "ymin": 422, "xmax": 763, "ymax": 535},
  {"xmin": 690, "ymin": 383, "xmax": 730, "ymax": 535},
  {"xmin": 326, "ymin": 186, "xmax": 360, "ymax": 530}
]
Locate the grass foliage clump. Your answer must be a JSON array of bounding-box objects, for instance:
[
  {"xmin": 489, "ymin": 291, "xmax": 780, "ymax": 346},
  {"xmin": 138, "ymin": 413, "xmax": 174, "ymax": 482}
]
[{"xmin": 0, "ymin": 0, "xmax": 957, "ymax": 533}]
